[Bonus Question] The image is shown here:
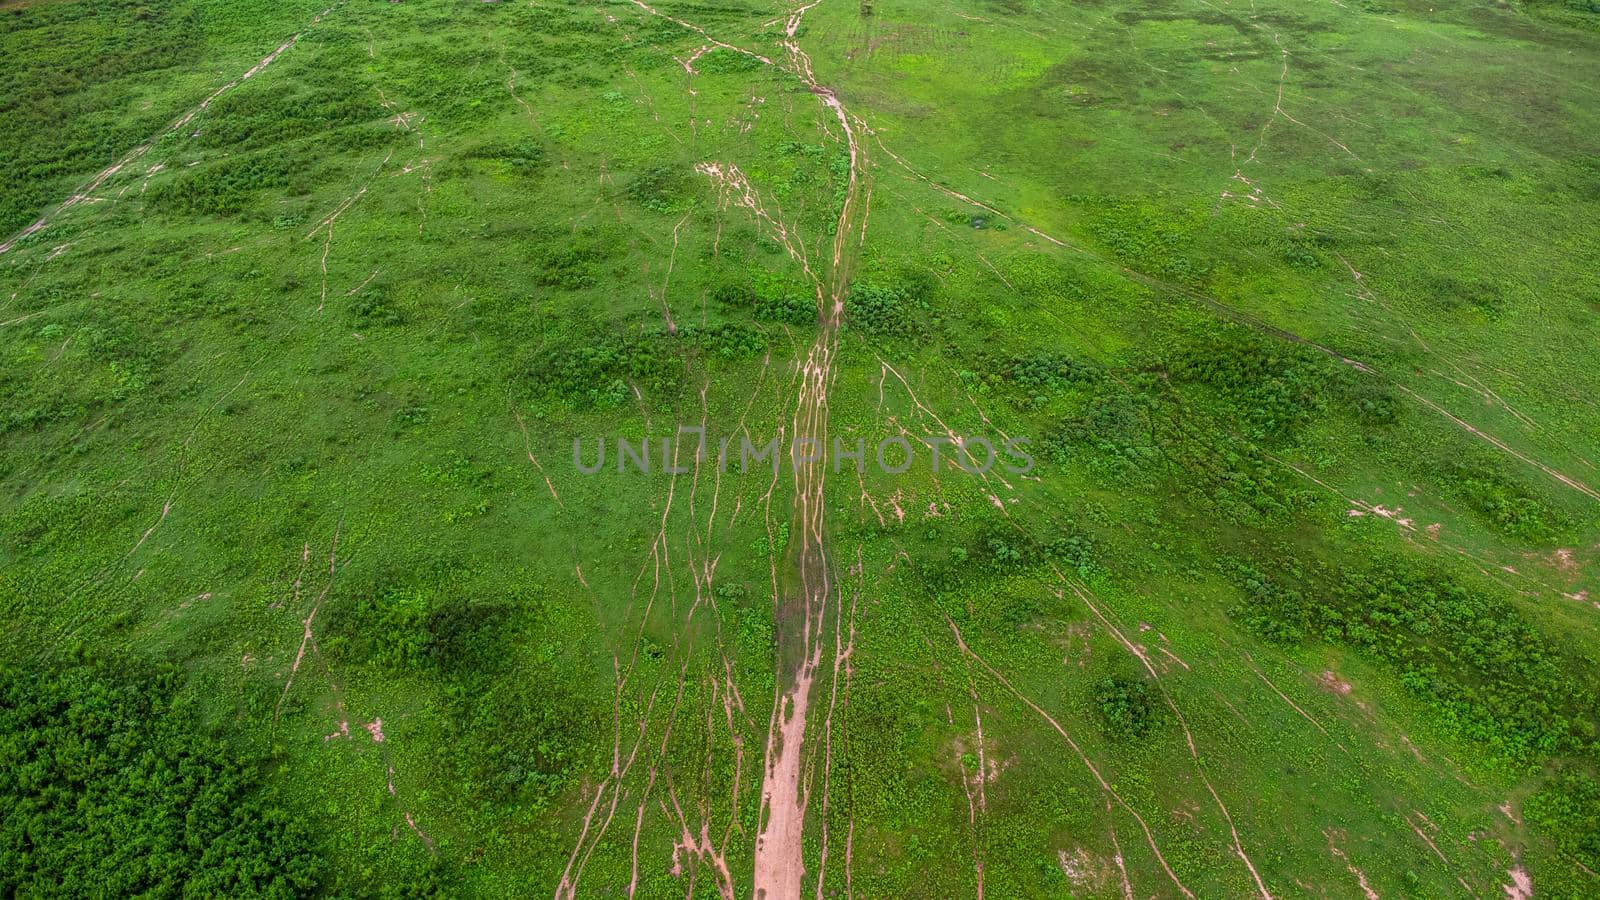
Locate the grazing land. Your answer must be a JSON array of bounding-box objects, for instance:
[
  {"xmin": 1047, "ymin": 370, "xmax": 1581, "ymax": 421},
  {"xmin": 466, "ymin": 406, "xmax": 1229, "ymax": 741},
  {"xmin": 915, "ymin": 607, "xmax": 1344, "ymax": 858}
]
[{"xmin": 3, "ymin": 0, "xmax": 1599, "ymax": 896}]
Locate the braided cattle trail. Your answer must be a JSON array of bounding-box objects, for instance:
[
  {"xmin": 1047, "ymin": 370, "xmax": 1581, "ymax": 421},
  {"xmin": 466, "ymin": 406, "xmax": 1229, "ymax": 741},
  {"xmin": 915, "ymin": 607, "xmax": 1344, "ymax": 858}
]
[
  {"xmin": 751, "ymin": 5, "xmax": 868, "ymax": 898},
  {"xmin": 614, "ymin": 3, "xmax": 869, "ymax": 894}
]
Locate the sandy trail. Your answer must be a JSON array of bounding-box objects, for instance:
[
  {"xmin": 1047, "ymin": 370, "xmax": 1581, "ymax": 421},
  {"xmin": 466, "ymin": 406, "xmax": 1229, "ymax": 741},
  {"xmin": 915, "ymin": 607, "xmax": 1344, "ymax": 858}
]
[
  {"xmin": 1245, "ymin": 653, "xmax": 1335, "ymax": 740},
  {"xmin": 513, "ymin": 409, "xmax": 564, "ymax": 507},
  {"xmin": 1404, "ymin": 811, "xmax": 1475, "ymax": 894},
  {"xmin": 1105, "ymin": 798, "xmax": 1137, "ymax": 900},
  {"xmin": 1324, "ymin": 829, "xmax": 1380, "ymax": 900},
  {"xmin": 811, "ymin": 547, "xmax": 861, "ymax": 899},
  {"xmin": 274, "ymin": 522, "xmax": 341, "ymax": 726},
  {"xmin": 951, "ymin": 679, "xmax": 990, "ymax": 899},
  {"xmin": 307, "ymin": 148, "xmax": 394, "ymax": 313}
]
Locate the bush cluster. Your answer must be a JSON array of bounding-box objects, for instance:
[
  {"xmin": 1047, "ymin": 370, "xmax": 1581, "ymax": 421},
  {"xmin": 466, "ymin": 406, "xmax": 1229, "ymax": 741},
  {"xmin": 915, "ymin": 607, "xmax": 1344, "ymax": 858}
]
[
  {"xmin": 1227, "ymin": 556, "xmax": 1599, "ymax": 760},
  {"xmin": 0, "ymin": 658, "xmax": 322, "ymax": 896}
]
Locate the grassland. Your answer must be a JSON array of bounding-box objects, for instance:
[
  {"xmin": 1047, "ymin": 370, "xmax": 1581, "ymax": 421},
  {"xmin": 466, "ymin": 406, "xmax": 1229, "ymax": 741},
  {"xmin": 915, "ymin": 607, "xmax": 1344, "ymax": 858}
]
[{"xmin": 2, "ymin": 0, "xmax": 1600, "ymax": 896}]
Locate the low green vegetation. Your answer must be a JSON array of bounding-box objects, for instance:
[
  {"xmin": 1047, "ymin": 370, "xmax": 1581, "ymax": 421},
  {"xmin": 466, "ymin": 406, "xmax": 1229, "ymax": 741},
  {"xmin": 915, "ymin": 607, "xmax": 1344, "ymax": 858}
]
[{"xmin": 2, "ymin": 0, "xmax": 1598, "ymax": 895}]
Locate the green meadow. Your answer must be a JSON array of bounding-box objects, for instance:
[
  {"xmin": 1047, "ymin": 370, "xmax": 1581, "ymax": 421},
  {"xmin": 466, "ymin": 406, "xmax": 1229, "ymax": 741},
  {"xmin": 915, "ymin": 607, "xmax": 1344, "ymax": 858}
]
[{"xmin": 2, "ymin": 0, "xmax": 1599, "ymax": 895}]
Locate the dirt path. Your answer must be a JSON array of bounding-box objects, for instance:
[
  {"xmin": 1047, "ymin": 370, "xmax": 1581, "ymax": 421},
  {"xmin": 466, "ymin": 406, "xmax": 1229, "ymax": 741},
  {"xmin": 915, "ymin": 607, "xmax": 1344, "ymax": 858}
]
[
  {"xmin": 747, "ymin": 4, "xmax": 872, "ymax": 896},
  {"xmin": 617, "ymin": 1, "xmax": 869, "ymax": 894}
]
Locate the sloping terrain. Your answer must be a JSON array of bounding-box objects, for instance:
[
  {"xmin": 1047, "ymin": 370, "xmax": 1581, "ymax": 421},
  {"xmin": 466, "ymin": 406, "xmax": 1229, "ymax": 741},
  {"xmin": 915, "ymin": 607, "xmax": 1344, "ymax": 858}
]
[{"xmin": 2, "ymin": 0, "xmax": 1599, "ymax": 896}]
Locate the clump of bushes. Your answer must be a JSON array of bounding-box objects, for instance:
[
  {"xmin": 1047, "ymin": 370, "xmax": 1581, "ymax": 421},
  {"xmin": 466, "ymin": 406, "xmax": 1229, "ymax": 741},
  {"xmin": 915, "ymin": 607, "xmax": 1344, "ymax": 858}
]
[
  {"xmin": 968, "ymin": 522, "xmax": 1097, "ymax": 576},
  {"xmin": 1002, "ymin": 351, "xmax": 1100, "ymax": 394},
  {"xmin": 468, "ymin": 138, "xmax": 547, "ymax": 174},
  {"xmin": 845, "ymin": 281, "xmax": 926, "ymax": 339},
  {"xmin": 1444, "ymin": 461, "xmax": 1566, "ymax": 542},
  {"xmin": 348, "ymin": 286, "xmax": 408, "ymax": 328},
  {"xmin": 1422, "ymin": 273, "xmax": 1504, "ymax": 316},
  {"xmin": 1093, "ymin": 675, "xmax": 1159, "ymax": 739},
  {"xmin": 533, "ymin": 241, "xmax": 607, "ymax": 290},
  {"xmin": 1526, "ymin": 767, "xmax": 1600, "ymax": 876},
  {"xmin": 1085, "ymin": 199, "xmax": 1208, "ymax": 281},
  {"xmin": 1169, "ymin": 329, "xmax": 1398, "ymax": 440},
  {"xmin": 625, "ymin": 164, "xmax": 695, "ymax": 213},
  {"xmin": 1228, "ymin": 562, "xmax": 1311, "ymax": 644},
  {"xmin": 711, "ymin": 275, "xmax": 816, "ymax": 325},
  {"xmin": 1041, "ymin": 387, "xmax": 1156, "ymax": 463},
  {"xmin": 521, "ymin": 328, "xmax": 678, "ymax": 405},
  {"xmin": 323, "ymin": 579, "xmax": 517, "ymax": 678},
  {"xmin": 696, "ymin": 48, "xmax": 764, "ymax": 75},
  {"xmin": 1225, "ymin": 555, "xmax": 1599, "ymax": 761},
  {"xmin": 321, "ymin": 565, "xmax": 602, "ymax": 814},
  {"xmin": 147, "ymin": 152, "xmax": 292, "ymax": 216},
  {"xmin": 196, "ymin": 85, "xmax": 387, "ymax": 152},
  {"xmin": 0, "ymin": 657, "xmax": 322, "ymax": 896},
  {"xmin": 1169, "ymin": 331, "xmax": 1330, "ymax": 441},
  {"xmin": 683, "ymin": 322, "xmax": 767, "ymax": 358}
]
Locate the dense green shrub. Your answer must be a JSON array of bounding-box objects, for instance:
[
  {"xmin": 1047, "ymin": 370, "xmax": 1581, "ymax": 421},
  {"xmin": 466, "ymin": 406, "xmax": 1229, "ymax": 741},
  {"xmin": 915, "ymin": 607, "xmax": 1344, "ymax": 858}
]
[
  {"xmin": 1084, "ymin": 199, "xmax": 1208, "ymax": 281},
  {"xmin": 696, "ymin": 48, "xmax": 764, "ymax": 75},
  {"xmin": 845, "ymin": 281, "xmax": 926, "ymax": 339},
  {"xmin": 1444, "ymin": 462, "xmax": 1566, "ymax": 542},
  {"xmin": 967, "ymin": 522, "xmax": 1097, "ymax": 576},
  {"xmin": 1093, "ymin": 675, "xmax": 1159, "ymax": 739},
  {"xmin": 316, "ymin": 550, "xmax": 602, "ymax": 810},
  {"xmin": 0, "ymin": 0, "xmax": 205, "ymax": 234},
  {"xmin": 533, "ymin": 241, "xmax": 607, "ymax": 290},
  {"xmin": 711, "ymin": 273, "xmax": 816, "ymax": 325},
  {"xmin": 625, "ymin": 164, "xmax": 695, "ymax": 213},
  {"xmin": 1526, "ymin": 768, "xmax": 1600, "ymax": 875},
  {"xmin": 1043, "ymin": 391, "xmax": 1155, "ymax": 462},
  {"xmin": 423, "ymin": 597, "xmax": 511, "ymax": 674},
  {"xmin": 447, "ymin": 654, "xmax": 598, "ymax": 808},
  {"xmin": 467, "ymin": 138, "xmax": 547, "ymax": 173},
  {"xmin": 324, "ymin": 585, "xmax": 509, "ymax": 675},
  {"xmin": 196, "ymin": 86, "xmax": 386, "ymax": 153},
  {"xmin": 1336, "ymin": 376, "xmax": 1400, "ymax": 426},
  {"xmin": 1228, "ymin": 562, "xmax": 1311, "ymax": 644},
  {"xmin": 1001, "ymin": 351, "xmax": 1100, "ymax": 394},
  {"xmin": 0, "ymin": 658, "xmax": 322, "ymax": 896},
  {"xmin": 525, "ymin": 330, "xmax": 683, "ymax": 407},
  {"xmin": 348, "ymin": 286, "xmax": 409, "ymax": 328},
  {"xmin": 1170, "ymin": 332, "xmax": 1330, "ymax": 441},
  {"xmin": 757, "ymin": 292, "xmax": 818, "ymax": 325},
  {"xmin": 1423, "ymin": 273, "xmax": 1504, "ymax": 315},
  {"xmin": 147, "ymin": 152, "xmax": 293, "ymax": 216},
  {"xmin": 684, "ymin": 321, "xmax": 768, "ymax": 358},
  {"xmin": 1226, "ymin": 556, "xmax": 1599, "ymax": 760}
]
